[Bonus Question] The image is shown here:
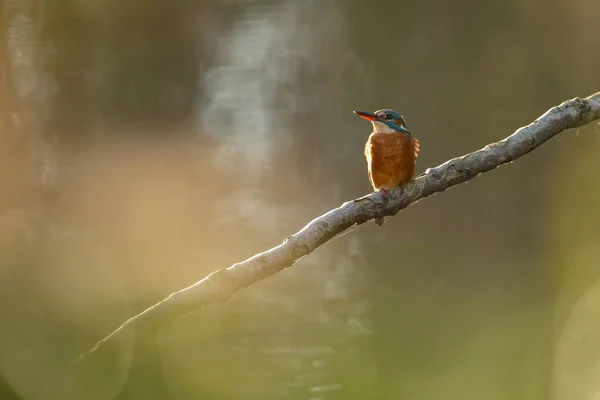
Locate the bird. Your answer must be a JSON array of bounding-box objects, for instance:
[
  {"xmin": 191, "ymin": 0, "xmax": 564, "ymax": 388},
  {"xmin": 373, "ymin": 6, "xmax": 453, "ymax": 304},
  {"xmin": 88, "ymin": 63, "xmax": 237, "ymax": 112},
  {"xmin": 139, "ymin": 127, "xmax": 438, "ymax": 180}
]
[{"xmin": 353, "ymin": 109, "xmax": 420, "ymax": 199}]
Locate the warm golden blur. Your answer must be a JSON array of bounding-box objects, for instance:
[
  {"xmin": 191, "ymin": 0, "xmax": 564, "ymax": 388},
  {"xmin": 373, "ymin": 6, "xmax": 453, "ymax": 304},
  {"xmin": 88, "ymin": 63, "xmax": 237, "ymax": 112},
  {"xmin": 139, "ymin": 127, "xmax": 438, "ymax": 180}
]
[{"xmin": 0, "ymin": 0, "xmax": 599, "ymax": 399}]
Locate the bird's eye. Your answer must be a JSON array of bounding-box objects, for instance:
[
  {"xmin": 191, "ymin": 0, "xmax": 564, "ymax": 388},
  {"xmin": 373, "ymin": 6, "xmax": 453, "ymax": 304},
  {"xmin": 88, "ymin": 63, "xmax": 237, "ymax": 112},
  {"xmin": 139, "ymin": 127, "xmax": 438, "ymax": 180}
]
[{"xmin": 386, "ymin": 114, "xmax": 394, "ymax": 120}]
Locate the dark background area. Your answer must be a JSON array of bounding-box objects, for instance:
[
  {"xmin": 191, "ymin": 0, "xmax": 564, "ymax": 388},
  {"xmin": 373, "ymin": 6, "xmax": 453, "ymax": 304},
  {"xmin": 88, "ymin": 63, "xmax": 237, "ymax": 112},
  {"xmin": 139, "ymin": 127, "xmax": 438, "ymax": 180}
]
[{"xmin": 0, "ymin": 0, "xmax": 599, "ymax": 399}]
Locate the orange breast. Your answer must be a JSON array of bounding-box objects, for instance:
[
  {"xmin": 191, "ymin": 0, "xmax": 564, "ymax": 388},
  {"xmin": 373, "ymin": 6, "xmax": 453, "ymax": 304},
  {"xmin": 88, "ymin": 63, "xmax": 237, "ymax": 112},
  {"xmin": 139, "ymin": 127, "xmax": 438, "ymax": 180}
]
[{"xmin": 364, "ymin": 132, "xmax": 420, "ymax": 190}]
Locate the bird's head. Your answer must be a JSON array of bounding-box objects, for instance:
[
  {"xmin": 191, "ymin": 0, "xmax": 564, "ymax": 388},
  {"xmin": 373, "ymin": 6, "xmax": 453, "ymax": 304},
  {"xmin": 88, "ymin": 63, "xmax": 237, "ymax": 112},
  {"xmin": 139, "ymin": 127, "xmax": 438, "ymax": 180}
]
[{"xmin": 353, "ymin": 109, "xmax": 410, "ymax": 135}]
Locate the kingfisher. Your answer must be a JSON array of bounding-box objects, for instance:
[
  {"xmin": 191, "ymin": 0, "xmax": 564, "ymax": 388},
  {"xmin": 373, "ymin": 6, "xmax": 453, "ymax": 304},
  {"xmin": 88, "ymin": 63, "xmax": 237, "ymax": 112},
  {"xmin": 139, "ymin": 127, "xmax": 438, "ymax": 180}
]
[{"xmin": 353, "ymin": 109, "xmax": 420, "ymax": 198}]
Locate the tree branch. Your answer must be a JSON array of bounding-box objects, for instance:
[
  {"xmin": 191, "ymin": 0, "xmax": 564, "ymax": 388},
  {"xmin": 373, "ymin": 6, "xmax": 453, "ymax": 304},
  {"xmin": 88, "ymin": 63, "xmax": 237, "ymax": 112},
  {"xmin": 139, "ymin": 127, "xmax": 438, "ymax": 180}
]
[{"xmin": 80, "ymin": 92, "xmax": 600, "ymax": 360}]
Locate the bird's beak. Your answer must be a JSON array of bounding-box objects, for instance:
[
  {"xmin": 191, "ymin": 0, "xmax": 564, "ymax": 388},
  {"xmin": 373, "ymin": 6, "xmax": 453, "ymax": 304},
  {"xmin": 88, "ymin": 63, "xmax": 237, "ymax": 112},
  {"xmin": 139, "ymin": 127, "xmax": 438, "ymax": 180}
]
[{"xmin": 353, "ymin": 110, "xmax": 378, "ymax": 121}]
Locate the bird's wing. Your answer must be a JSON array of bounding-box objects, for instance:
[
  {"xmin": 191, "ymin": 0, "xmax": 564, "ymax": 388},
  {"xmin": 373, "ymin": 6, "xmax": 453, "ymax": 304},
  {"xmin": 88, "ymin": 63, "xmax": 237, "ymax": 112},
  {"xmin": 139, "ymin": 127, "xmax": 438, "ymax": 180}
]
[{"xmin": 412, "ymin": 136, "xmax": 420, "ymax": 158}]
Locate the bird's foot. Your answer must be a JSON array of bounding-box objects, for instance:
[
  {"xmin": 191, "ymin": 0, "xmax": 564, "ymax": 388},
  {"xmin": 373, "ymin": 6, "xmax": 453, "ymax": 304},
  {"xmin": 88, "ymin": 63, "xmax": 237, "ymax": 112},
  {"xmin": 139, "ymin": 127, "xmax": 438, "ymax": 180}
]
[{"xmin": 379, "ymin": 188, "xmax": 389, "ymax": 201}]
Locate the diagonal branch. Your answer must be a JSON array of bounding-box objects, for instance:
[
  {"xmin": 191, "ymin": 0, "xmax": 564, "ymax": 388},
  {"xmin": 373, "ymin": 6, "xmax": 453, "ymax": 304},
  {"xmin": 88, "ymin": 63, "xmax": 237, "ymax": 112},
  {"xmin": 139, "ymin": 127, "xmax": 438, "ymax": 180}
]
[{"xmin": 80, "ymin": 92, "xmax": 600, "ymax": 360}]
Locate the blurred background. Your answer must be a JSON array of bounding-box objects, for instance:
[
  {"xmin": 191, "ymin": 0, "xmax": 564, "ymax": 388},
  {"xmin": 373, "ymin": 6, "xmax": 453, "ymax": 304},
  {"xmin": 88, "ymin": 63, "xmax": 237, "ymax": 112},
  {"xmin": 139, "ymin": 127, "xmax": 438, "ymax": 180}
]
[{"xmin": 0, "ymin": 0, "xmax": 599, "ymax": 399}]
